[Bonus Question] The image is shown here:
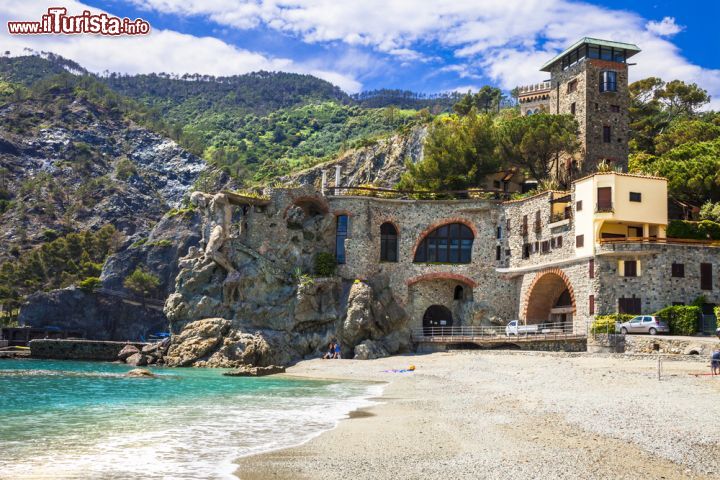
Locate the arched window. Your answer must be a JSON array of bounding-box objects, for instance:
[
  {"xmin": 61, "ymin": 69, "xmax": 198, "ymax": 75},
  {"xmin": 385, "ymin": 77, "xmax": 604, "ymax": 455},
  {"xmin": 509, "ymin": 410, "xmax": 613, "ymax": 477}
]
[
  {"xmin": 454, "ymin": 285, "xmax": 464, "ymax": 300},
  {"xmin": 380, "ymin": 223, "xmax": 398, "ymax": 262},
  {"xmin": 414, "ymin": 223, "xmax": 474, "ymax": 264}
]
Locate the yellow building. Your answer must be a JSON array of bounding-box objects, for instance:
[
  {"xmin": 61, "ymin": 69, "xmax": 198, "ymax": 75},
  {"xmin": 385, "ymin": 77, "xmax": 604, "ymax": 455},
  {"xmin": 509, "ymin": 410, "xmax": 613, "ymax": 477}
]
[{"xmin": 573, "ymin": 172, "xmax": 668, "ymax": 256}]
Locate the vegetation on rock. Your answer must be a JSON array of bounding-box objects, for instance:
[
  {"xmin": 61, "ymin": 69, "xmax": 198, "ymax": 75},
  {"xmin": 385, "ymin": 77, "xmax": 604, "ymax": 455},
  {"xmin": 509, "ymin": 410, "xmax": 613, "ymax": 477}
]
[{"xmin": 123, "ymin": 267, "xmax": 161, "ymax": 297}]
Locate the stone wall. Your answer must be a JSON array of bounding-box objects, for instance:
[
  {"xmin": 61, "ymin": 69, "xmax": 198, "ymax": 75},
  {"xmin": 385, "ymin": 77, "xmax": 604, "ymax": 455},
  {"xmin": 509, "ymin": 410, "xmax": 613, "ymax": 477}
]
[
  {"xmin": 30, "ymin": 339, "xmax": 145, "ymax": 361},
  {"xmin": 624, "ymin": 335, "xmax": 720, "ymax": 356},
  {"xmin": 327, "ymin": 195, "xmax": 515, "ymax": 328},
  {"xmin": 595, "ymin": 243, "xmax": 720, "ymax": 315},
  {"xmin": 502, "ymin": 191, "xmax": 575, "ymax": 270}
]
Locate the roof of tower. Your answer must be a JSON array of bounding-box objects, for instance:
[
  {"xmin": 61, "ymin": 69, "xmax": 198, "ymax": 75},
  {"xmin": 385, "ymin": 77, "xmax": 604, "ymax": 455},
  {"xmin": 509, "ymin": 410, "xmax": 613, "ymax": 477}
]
[{"xmin": 540, "ymin": 37, "xmax": 641, "ymax": 72}]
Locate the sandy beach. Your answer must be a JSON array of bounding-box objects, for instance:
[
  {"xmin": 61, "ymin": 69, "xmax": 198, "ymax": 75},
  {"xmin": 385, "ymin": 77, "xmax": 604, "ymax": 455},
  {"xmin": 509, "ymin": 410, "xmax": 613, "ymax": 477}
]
[{"xmin": 236, "ymin": 351, "xmax": 720, "ymax": 480}]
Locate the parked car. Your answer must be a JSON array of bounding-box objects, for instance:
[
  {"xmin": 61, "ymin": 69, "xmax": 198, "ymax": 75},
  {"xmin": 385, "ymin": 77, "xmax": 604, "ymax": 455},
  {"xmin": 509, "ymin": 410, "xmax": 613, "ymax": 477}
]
[
  {"xmin": 506, "ymin": 320, "xmax": 541, "ymax": 336},
  {"xmin": 617, "ymin": 316, "xmax": 669, "ymax": 335}
]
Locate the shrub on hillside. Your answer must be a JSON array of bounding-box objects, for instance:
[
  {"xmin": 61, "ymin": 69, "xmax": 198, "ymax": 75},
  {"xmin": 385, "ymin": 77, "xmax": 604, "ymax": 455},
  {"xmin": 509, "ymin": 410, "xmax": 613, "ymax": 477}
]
[
  {"xmin": 78, "ymin": 277, "xmax": 101, "ymax": 292},
  {"xmin": 314, "ymin": 252, "xmax": 336, "ymax": 277},
  {"xmin": 654, "ymin": 306, "xmax": 700, "ymax": 335},
  {"xmin": 123, "ymin": 267, "xmax": 160, "ymax": 297}
]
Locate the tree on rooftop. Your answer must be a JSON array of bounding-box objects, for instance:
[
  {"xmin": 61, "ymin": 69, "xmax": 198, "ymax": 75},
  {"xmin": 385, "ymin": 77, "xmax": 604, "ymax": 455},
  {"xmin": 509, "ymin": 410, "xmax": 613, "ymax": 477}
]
[{"xmin": 495, "ymin": 113, "xmax": 579, "ymax": 182}]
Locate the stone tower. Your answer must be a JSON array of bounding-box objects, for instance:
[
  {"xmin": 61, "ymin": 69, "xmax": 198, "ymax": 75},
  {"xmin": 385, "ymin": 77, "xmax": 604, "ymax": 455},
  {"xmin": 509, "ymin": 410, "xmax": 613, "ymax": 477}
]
[{"xmin": 518, "ymin": 38, "xmax": 640, "ymax": 180}]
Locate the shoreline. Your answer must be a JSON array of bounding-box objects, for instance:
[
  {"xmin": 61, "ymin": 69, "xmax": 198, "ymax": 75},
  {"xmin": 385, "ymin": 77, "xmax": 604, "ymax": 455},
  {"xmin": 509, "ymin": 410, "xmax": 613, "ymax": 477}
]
[{"xmin": 235, "ymin": 351, "xmax": 720, "ymax": 480}]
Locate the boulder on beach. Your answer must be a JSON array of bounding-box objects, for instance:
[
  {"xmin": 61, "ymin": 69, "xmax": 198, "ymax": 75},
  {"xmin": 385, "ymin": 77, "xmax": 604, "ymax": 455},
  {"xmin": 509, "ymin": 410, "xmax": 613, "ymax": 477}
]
[
  {"xmin": 125, "ymin": 352, "xmax": 149, "ymax": 366},
  {"xmin": 118, "ymin": 344, "xmax": 140, "ymax": 361}
]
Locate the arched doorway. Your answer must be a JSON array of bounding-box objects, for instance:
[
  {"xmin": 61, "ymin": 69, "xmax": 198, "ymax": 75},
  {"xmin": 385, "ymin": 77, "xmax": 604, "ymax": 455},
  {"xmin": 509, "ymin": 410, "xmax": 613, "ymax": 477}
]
[
  {"xmin": 423, "ymin": 305, "xmax": 453, "ymax": 334},
  {"xmin": 524, "ymin": 271, "xmax": 575, "ymax": 328}
]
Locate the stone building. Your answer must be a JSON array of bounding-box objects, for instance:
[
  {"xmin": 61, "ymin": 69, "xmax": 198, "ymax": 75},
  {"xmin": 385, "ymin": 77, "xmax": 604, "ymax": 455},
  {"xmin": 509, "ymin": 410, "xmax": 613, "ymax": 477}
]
[
  {"xmin": 518, "ymin": 37, "xmax": 640, "ymax": 177},
  {"xmin": 163, "ymin": 37, "xmax": 718, "ymax": 363}
]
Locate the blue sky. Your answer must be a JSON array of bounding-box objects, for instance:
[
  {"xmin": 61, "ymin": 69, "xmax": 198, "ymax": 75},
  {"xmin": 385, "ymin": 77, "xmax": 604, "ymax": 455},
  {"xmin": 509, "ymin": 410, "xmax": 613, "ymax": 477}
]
[{"xmin": 2, "ymin": 1, "xmax": 719, "ymax": 107}]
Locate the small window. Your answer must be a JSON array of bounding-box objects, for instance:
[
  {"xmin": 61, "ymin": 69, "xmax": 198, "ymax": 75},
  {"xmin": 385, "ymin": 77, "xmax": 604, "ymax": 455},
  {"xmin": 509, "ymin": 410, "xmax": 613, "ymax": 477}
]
[
  {"xmin": 589, "ymin": 259, "xmax": 595, "ymax": 279},
  {"xmin": 335, "ymin": 215, "xmax": 348, "ymax": 264},
  {"xmin": 603, "ymin": 126, "xmax": 612, "ymax": 143},
  {"xmin": 629, "ymin": 192, "xmax": 641, "ymax": 202},
  {"xmin": 576, "ymin": 200, "xmax": 583, "ymax": 212},
  {"xmin": 589, "ymin": 295, "xmax": 595, "ymax": 315},
  {"xmin": 556, "ymin": 236, "xmax": 563, "ymax": 248},
  {"xmin": 671, "ymin": 263, "xmax": 685, "ymax": 278},
  {"xmin": 550, "ymin": 238, "xmax": 556, "ymax": 248},
  {"xmin": 624, "ymin": 260, "xmax": 637, "ymax": 277},
  {"xmin": 534, "ymin": 241, "xmax": 539, "ymax": 252},
  {"xmin": 701, "ymin": 263, "xmax": 713, "ymax": 290},
  {"xmin": 619, "ymin": 297, "xmax": 641, "ymax": 315},
  {"xmin": 567, "ymin": 79, "xmax": 577, "ymax": 93},
  {"xmin": 610, "ymin": 105, "xmax": 620, "ymax": 113},
  {"xmin": 454, "ymin": 285, "xmax": 464, "ymax": 300},
  {"xmin": 576, "ymin": 235, "xmax": 584, "ymax": 248},
  {"xmin": 570, "ymin": 102, "xmax": 576, "ymax": 115},
  {"xmin": 496, "ymin": 226, "xmax": 502, "ymax": 239},
  {"xmin": 541, "ymin": 241, "xmax": 550, "ymax": 253},
  {"xmin": 380, "ymin": 222, "xmax": 398, "ymax": 262},
  {"xmin": 495, "ymin": 245, "xmax": 501, "ymax": 260},
  {"xmin": 535, "ymin": 210, "xmax": 542, "ymax": 232},
  {"xmin": 522, "ymin": 244, "xmax": 530, "ymax": 259},
  {"xmin": 505, "ymin": 249, "xmax": 511, "ymax": 257},
  {"xmin": 594, "ymin": 102, "xmax": 599, "ymax": 111},
  {"xmin": 506, "ymin": 218, "xmax": 511, "ymax": 233}
]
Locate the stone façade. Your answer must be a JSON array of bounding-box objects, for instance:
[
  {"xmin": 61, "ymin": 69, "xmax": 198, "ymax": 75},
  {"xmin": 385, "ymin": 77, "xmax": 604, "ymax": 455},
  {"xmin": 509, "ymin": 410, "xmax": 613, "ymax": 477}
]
[{"xmin": 164, "ymin": 180, "xmax": 720, "ymax": 366}]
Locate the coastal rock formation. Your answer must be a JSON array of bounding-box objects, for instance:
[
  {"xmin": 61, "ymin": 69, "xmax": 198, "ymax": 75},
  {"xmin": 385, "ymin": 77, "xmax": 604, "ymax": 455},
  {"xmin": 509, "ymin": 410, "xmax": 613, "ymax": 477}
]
[
  {"xmin": 118, "ymin": 344, "xmax": 140, "ymax": 360},
  {"xmin": 163, "ymin": 186, "xmax": 412, "ymax": 367},
  {"xmin": 125, "ymin": 368, "xmax": 157, "ymax": 378},
  {"xmin": 19, "ymin": 287, "xmax": 168, "ymax": 342}
]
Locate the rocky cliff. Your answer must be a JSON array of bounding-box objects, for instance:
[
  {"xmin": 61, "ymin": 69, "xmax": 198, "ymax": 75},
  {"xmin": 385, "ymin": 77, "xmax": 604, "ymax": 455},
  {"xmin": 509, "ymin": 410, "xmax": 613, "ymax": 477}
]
[
  {"xmin": 285, "ymin": 125, "xmax": 426, "ymax": 189},
  {"xmin": 0, "ymin": 91, "xmax": 205, "ymax": 259}
]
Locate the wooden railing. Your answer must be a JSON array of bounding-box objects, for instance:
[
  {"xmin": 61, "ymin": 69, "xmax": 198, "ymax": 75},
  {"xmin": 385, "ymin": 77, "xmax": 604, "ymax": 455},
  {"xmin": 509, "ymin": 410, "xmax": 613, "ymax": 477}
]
[{"xmin": 599, "ymin": 236, "xmax": 719, "ymax": 246}]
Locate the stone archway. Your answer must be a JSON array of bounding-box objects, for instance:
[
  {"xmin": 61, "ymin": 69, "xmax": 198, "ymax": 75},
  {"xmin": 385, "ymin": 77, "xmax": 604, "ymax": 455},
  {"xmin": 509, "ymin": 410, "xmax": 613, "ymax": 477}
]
[
  {"xmin": 423, "ymin": 305, "xmax": 453, "ymax": 333},
  {"xmin": 522, "ymin": 269, "xmax": 576, "ymax": 325}
]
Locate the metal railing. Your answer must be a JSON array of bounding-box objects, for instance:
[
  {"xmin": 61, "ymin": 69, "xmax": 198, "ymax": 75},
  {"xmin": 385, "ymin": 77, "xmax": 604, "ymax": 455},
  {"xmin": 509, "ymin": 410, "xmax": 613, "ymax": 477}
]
[
  {"xmin": 412, "ymin": 321, "xmax": 577, "ymax": 342},
  {"xmin": 599, "ymin": 236, "xmax": 720, "ymax": 246},
  {"xmin": 326, "ymin": 186, "xmax": 512, "ymax": 201},
  {"xmin": 595, "ymin": 202, "xmax": 614, "ymax": 213},
  {"xmin": 550, "ymin": 211, "xmax": 572, "ymax": 223}
]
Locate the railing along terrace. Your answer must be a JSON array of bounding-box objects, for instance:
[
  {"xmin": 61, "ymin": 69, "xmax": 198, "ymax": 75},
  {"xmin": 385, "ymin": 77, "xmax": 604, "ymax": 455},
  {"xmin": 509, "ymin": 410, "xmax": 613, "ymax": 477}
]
[
  {"xmin": 517, "ymin": 81, "xmax": 552, "ymax": 94},
  {"xmin": 412, "ymin": 321, "xmax": 576, "ymax": 341},
  {"xmin": 599, "ymin": 236, "xmax": 719, "ymax": 246},
  {"xmin": 326, "ymin": 186, "xmax": 512, "ymax": 201}
]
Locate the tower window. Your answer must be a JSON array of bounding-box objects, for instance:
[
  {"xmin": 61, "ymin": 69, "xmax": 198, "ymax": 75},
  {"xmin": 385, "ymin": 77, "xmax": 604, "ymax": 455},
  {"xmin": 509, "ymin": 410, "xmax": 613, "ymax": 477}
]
[
  {"xmin": 610, "ymin": 105, "xmax": 620, "ymax": 113},
  {"xmin": 570, "ymin": 102, "xmax": 576, "ymax": 115},
  {"xmin": 603, "ymin": 126, "xmax": 612, "ymax": 143},
  {"xmin": 599, "ymin": 71, "xmax": 617, "ymax": 92},
  {"xmin": 567, "ymin": 79, "xmax": 577, "ymax": 93}
]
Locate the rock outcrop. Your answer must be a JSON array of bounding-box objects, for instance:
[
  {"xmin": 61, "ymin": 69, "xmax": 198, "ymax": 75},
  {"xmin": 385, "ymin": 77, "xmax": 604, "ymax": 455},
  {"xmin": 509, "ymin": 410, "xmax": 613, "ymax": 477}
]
[
  {"xmin": 285, "ymin": 125, "xmax": 426, "ymax": 189},
  {"xmin": 163, "ymin": 187, "xmax": 412, "ymax": 368},
  {"xmin": 19, "ymin": 287, "xmax": 168, "ymax": 342},
  {"xmin": 223, "ymin": 365, "xmax": 286, "ymax": 377}
]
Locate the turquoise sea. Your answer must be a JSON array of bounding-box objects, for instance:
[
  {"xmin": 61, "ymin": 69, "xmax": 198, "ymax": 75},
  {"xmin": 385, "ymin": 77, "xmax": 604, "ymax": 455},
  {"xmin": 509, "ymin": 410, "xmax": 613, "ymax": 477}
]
[{"xmin": 0, "ymin": 359, "xmax": 379, "ymax": 480}]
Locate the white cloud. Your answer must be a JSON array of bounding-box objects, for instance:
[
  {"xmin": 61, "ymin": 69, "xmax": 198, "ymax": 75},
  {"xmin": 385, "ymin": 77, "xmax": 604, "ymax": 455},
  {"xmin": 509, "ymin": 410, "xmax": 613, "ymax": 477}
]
[
  {"xmin": 0, "ymin": 0, "xmax": 362, "ymax": 92},
  {"xmin": 646, "ymin": 17, "xmax": 684, "ymax": 37},
  {"xmin": 124, "ymin": 0, "xmax": 719, "ymax": 108}
]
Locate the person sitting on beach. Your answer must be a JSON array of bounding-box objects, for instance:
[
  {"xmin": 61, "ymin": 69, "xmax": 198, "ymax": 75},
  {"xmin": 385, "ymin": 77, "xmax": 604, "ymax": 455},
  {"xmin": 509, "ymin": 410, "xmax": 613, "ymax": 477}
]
[
  {"xmin": 712, "ymin": 350, "xmax": 720, "ymax": 376},
  {"xmin": 333, "ymin": 341, "xmax": 342, "ymax": 359},
  {"xmin": 323, "ymin": 342, "xmax": 335, "ymax": 360}
]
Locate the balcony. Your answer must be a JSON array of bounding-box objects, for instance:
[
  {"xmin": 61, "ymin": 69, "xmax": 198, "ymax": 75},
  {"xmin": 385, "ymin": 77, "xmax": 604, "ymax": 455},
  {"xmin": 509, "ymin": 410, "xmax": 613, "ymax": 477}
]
[
  {"xmin": 517, "ymin": 81, "xmax": 552, "ymax": 95},
  {"xmin": 549, "ymin": 211, "xmax": 572, "ymax": 224},
  {"xmin": 595, "ymin": 202, "xmax": 614, "ymax": 213}
]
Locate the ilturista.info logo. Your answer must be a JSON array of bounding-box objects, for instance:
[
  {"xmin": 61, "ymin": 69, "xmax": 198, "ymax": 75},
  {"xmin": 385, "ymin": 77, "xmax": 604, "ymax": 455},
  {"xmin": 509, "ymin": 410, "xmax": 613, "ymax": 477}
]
[{"xmin": 7, "ymin": 7, "xmax": 151, "ymax": 35}]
